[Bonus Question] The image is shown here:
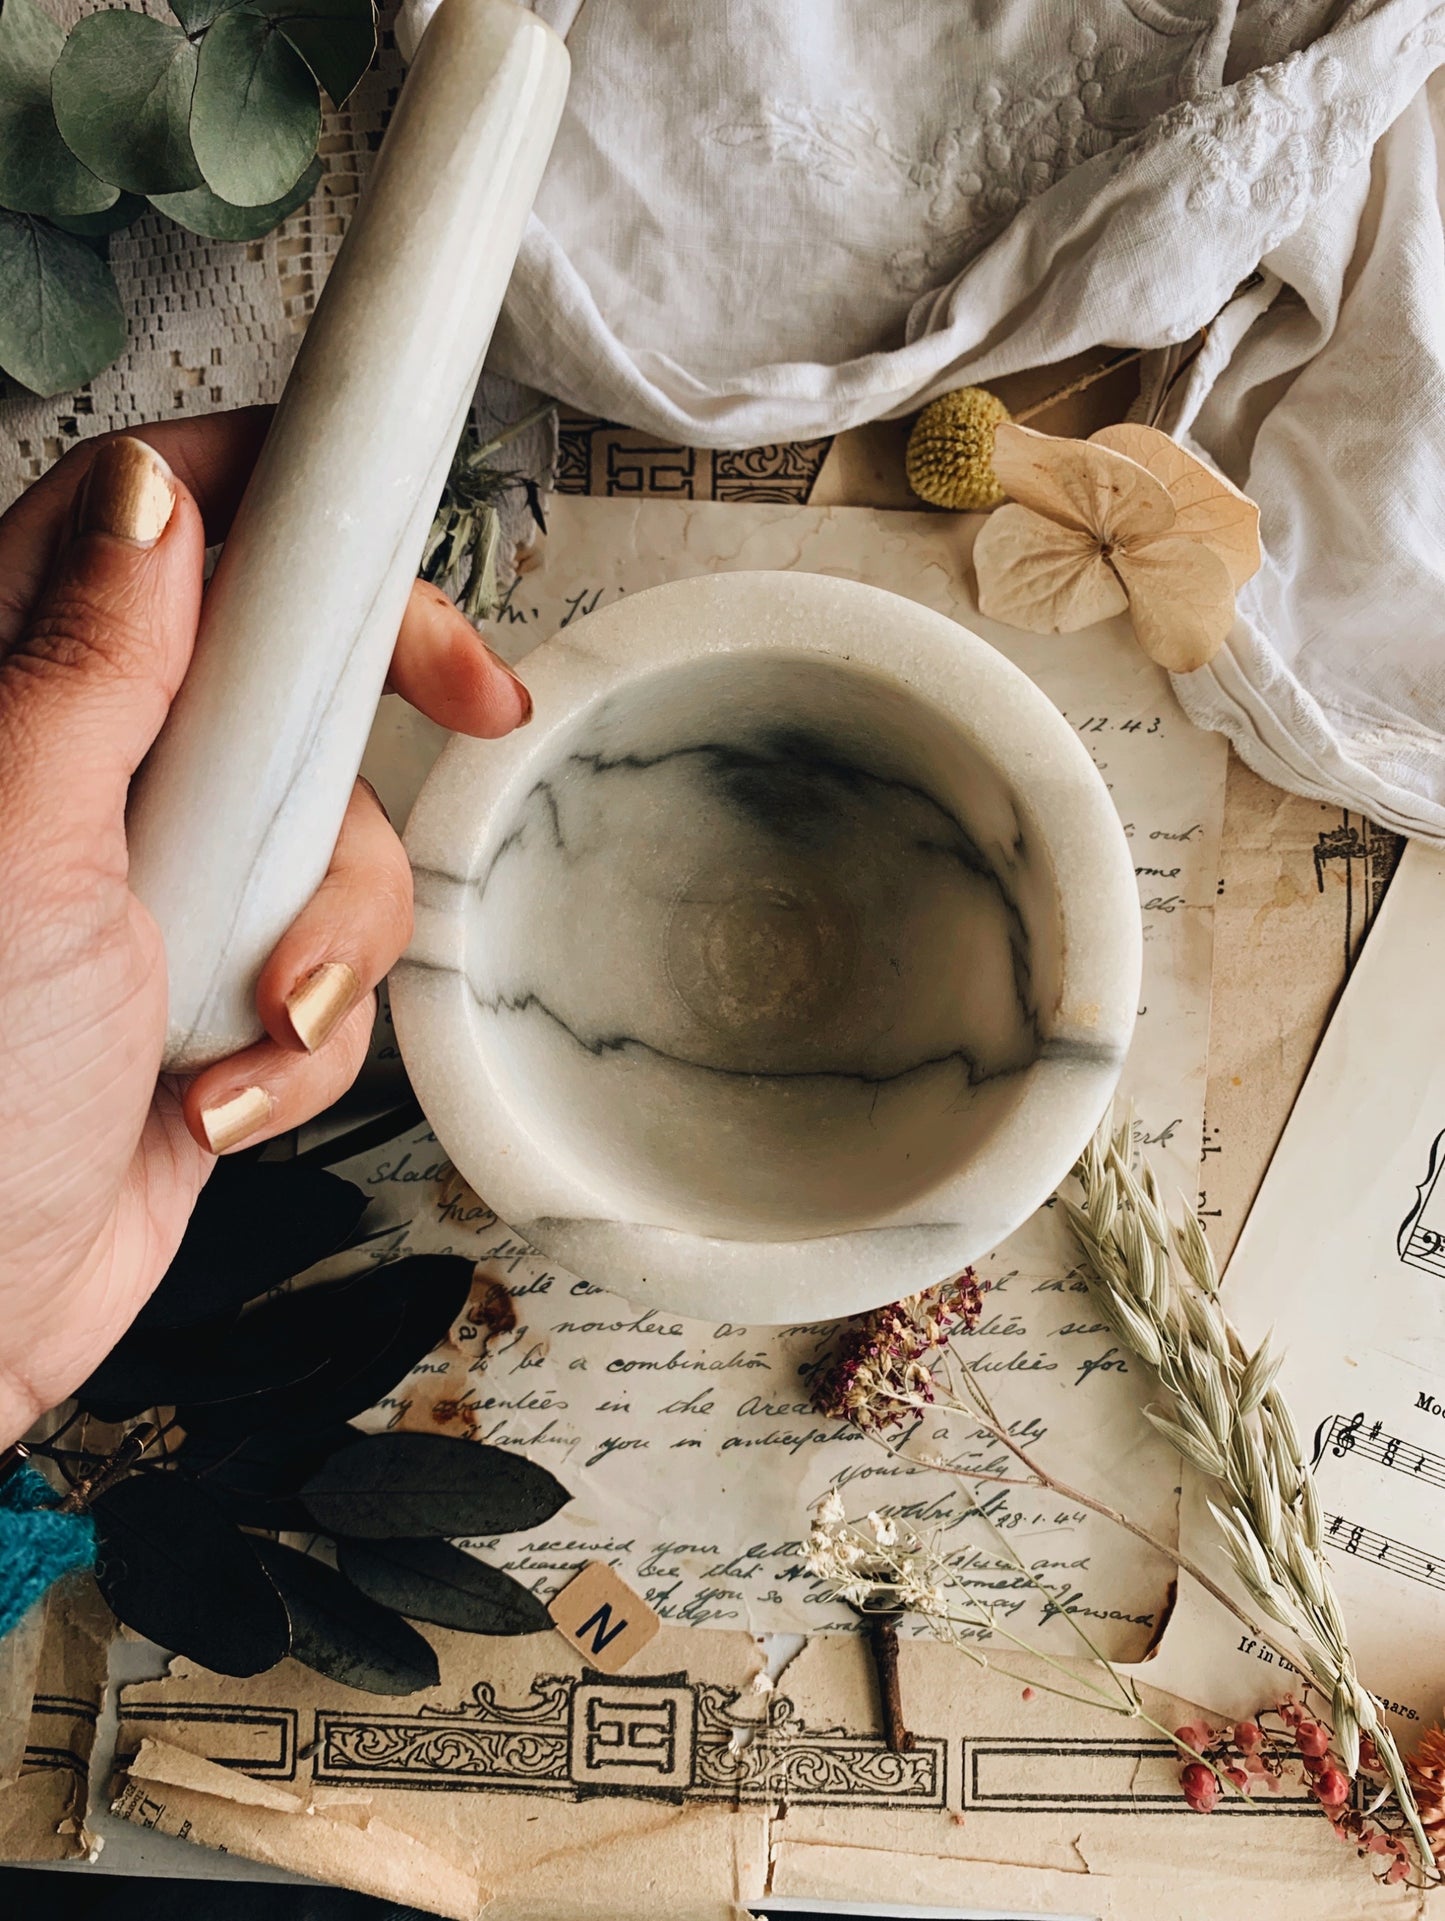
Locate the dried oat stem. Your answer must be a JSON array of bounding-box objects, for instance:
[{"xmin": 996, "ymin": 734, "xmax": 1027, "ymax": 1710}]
[
  {"xmin": 942, "ymin": 1354, "xmax": 1281, "ymax": 1653},
  {"xmin": 1064, "ymin": 1114, "xmax": 1435, "ymax": 1879}
]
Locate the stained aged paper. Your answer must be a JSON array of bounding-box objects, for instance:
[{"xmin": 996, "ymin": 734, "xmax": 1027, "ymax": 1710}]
[
  {"xmin": 0, "ymin": 1585, "xmax": 110, "ymax": 1861},
  {"xmin": 109, "ymin": 1624, "xmax": 1414, "ymax": 1921},
  {"xmin": 1147, "ymin": 842, "xmax": 1445, "ymax": 1734},
  {"xmin": 327, "ymin": 492, "xmax": 1232, "ymax": 1656}
]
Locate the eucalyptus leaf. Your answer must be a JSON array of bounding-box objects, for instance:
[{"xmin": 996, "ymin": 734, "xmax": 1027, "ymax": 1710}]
[
  {"xmin": 150, "ymin": 153, "xmax": 320, "ymax": 241},
  {"xmin": 190, "ymin": 6, "xmax": 319, "ymax": 208},
  {"xmin": 50, "ymin": 192, "xmax": 147, "ymax": 237},
  {"xmin": 52, "ymin": 12, "xmax": 202, "ymax": 195},
  {"xmin": 92, "ymin": 1471, "xmax": 290, "ymax": 1675},
  {"xmin": 0, "ymin": 0, "xmax": 116, "ymax": 218},
  {"xmin": 256, "ymin": 1541, "xmax": 439, "ymax": 1695},
  {"xmin": 0, "ymin": 210, "xmax": 125, "ymax": 397},
  {"xmin": 254, "ymin": 0, "xmax": 374, "ymax": 108},
  {"xmin": 169, "ymin": 0, "xmax": 245, "ymax": 31},
  {"xmin": 302, "ymin": 1432, "xmax": 571, "ymax": 1540},
  {"xmin": 337, "ymin": 1536, "xmax": 552, "ymax": 1636},
  {"xmin": 177, "ymin": 1254, "xmax": 475, "ymax": 1436},
  {"xmin": 137, "ymin": 1158, "xmax": 367, "ymax": 1329}
]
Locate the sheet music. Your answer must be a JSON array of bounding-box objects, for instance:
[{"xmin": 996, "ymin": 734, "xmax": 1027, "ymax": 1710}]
[
  {"xmin": 1146, "ymin": 842, "xmax": 1445, "ymax": 1728},
  {"xmin": 331, "ymin": 494, "xmax": 1228, "ymax": 1654}
]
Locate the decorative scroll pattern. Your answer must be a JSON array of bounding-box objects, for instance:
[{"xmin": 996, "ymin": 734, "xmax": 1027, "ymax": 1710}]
[{"xmin": 314, "ymin": 1669, "xmax": 943, "ymax": 1806}]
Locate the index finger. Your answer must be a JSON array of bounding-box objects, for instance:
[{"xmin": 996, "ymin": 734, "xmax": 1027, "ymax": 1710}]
[{"xmin": 0, "ymin": 408, "xmax": 273, "ymax": 649}]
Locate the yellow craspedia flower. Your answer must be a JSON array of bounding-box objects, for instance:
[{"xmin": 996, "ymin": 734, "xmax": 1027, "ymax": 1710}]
[{"xmin": 905, "ymin": 386, "xmax": 1013, "ymax": 511}]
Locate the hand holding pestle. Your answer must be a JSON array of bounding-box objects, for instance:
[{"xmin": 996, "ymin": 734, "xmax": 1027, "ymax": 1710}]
[{"xmin": 125, "ymin": 0, "xmax": 569, "ymax": 1070}]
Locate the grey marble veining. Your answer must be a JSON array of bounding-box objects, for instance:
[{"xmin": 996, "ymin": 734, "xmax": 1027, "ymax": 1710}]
[{"xmin": 393, "ymin": 571, "xmax": 1140, "ymax": 1323}]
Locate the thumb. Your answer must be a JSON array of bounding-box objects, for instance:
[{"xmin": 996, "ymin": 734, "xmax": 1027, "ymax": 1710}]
[{"xmin": 0, "ymin": 436, "xmax": 205, "ymax": 834}]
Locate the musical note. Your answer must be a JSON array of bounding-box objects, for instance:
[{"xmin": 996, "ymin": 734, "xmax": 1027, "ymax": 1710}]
[
  {"xmin": 1315, "ymin": 1414, "xmax": 1445, "ymax": 1493},
  {"xmin": 1323, "ymin": 1512, "xmax": 1445, "ymax": 1594}
]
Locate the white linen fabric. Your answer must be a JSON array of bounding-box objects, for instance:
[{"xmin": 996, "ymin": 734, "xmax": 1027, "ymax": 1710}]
[{"xmin": 404, "ymin": 0, "xmax": 1445, "ymax": 839}]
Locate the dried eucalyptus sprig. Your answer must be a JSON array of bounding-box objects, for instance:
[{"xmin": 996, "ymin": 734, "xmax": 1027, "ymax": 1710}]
[
  {"xmin": 1063, "ymin": 1116, "xmax": 1435, "ymax": 1881},
  {"xmin": 420, "ymin": 400, "xmax": 554, "ymax": 623}
]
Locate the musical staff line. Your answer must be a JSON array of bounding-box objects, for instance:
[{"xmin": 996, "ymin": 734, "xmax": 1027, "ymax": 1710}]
[
  {"xmin": 1312, "ymin": 1412, "xmax": 1445, "ymax": 1493},
  {"xmin": 1324, "ymin": 1512, "xmax": 1445, "ymax": 1594}
]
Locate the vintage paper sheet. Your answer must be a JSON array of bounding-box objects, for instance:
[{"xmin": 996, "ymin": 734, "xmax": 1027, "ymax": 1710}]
[
  {"xmin": 330, "ymin": 492, "xmax": 1231, "ymax": 1657},
  {"xmin": 0, "ymin": 1586, "xmax": 110, "ymax": 1862},
  {"xmin": 109, "ymin": 1622, "xmax": 1413, "ymax": 1921},
  {"xmin": 1148, "ymin": 841, "xmax": 1445, "ymax": 1733}
]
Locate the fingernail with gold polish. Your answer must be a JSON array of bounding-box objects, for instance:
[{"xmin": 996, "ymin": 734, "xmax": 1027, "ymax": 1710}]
[
  {"xmin": 483, "ymin": 642, "xmax": 533, "ymax": 725},
  {"xmin": 200, "ymin": 1085, "xmax": 275, "ymax": 1154},
  {"xmin": 286, "ymin": 961, "xmax": 360, "ymax": 1052},
  {"xmin": 77, "ymin": 437, "xmax": 176, "ymax": 548}
]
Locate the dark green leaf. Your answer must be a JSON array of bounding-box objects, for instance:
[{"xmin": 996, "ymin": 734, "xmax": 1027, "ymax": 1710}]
[
  {"xmin": 254, "ymin": 0, "xmax": 373, "ymax": 108},
  {"xmin": 302, "ymin": 1432, "xmax": 570, "ymax": 1540},
  {"xmin": 169, "ymin": 0, "xmax": 245, "ymax": 31},
  {"xmin": 176, "ymin": 1421, "xmax": 362, "ymax": 1529},
  {"xmin": 0, "ymin": 210, "xmax": 125, "ymax": 396},
  {"xmin": 177, "ymin": 1255, "xmax": 475, "ymax": 1436},
  {"xmin": 50, "ymin": 191, "xmax": 147, "ymax": 237},
  {"xmin": 137, "ymin": 1159, "xmax": 367, "ymax": 1329},
  {"xmin": 190, "ymin": 6, "xmax": 318, "ymax": 207},
  {"xmin": 255, "ymin": 1541, "xmax": 439, "ymax": 1695},
  {"xmin": 92, "ymin": 1471, "xmax": 290, "ymax": 1675},
  {"xmin": 51, "ymin": 12, "xmax": 202, "ymax": 195},
  {"xmin": 150, "ymin": 152, "xmax": 319, "ymax": 240},
  {"xmin": 337, "ymin": 1536, "xmax": 551, "ymax": 1636},
  {"xmin": 0, "ymin": 0, "xmax": 116, "ymax": 218}
]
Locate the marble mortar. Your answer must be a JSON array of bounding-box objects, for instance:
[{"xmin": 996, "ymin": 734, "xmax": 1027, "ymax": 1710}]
[{"xmin": 392, "ymin": 571, "xmax": 1142, "ymax": 1324}]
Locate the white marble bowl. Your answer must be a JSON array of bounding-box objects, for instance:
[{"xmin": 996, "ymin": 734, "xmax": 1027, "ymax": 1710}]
[{"xmin": 392, "ymin": 572, "xmax": 1140, "ymax": 1322}]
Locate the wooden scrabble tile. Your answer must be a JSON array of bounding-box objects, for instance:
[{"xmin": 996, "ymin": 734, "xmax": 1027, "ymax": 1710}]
[{"xmin": 548, "ymin": 1560, "xmax": 660, "ymax": 1673}]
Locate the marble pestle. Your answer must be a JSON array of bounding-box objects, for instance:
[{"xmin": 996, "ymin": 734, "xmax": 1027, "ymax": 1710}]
[{"xmin": 125, "ymin": 0, "xmax": 569, "ymax": 1070}]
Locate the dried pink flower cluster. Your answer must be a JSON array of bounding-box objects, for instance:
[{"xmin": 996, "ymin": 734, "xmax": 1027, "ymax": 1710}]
[
  {"xmin": 1175, "ymin": 1703, "xmax": 1413, "ymax": 1884},
  {"xmin": 809, "ymin": 1270, "xmax": 988, "ymax": 1432}
]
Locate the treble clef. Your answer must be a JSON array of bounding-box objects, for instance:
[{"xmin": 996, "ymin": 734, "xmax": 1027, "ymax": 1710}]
[{"xmin": 1332, "ymin": 1411, "xmax": 1365, "ymax": 1460}]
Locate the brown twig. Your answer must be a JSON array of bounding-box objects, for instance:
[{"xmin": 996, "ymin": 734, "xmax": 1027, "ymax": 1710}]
[
  {"xmin": 857, "ymin": 1606, "xmax": 915, "ymax": 1754},
  {"xmin": 56, "ymin": 1422, "xmax": 159, "ymax": 1513}
]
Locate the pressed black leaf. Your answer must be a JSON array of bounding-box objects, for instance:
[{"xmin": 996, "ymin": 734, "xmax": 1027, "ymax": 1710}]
[
  {"xmin": 255, "ymin": 1541, "xmax": 438, "ymax": 1695},
  {"xmin": 295, "ymin": 1097, "xmax": 423, "ymax": 1168},
  {"xmin": 92, "ymin": 1471, "xmax": 289, "ymax": 1676},
  {"xmin": 177, "ymin": 1255, "xmax": 475, "ymax": 1437},
  {"xmin": 137, "ymin": 1160, "xmax": 368, "ymax": 1329},
  {"xmin": 302, "ymin": 1432, "xmax": 570, "ymax": 1540},
  {"xmin": 77, "ymin": 1296, "xmax": 335, "ymax": 1414},
  {"xmin": 337, "ymin": 1536, "xmax": 550, "ymax": 1636},
  {"xmin": 176, "ymin": 1421, "xmax": 362, "ymax": 1529}
]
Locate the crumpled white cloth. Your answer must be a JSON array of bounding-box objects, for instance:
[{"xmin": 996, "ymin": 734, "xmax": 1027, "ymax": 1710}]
[{"xmin": 405, "ymin": 0, "xmax": 1445, "ymax": 840}]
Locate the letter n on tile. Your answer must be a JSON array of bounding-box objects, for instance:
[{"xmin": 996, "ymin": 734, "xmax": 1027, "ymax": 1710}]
[{"xmin": 549, "ymin": 1561, "xmax": 660, "ymax": 1672}]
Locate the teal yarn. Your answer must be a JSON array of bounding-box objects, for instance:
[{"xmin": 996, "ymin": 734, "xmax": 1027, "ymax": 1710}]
[{"xmin": 0, "ymin": 1464, "xmax": 96, "ymax": 1640}]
